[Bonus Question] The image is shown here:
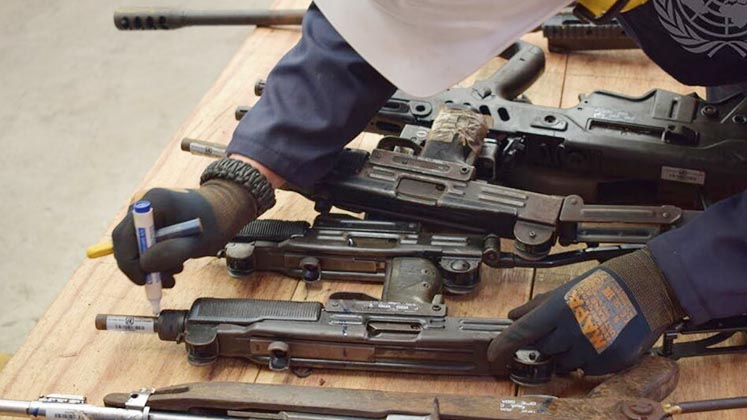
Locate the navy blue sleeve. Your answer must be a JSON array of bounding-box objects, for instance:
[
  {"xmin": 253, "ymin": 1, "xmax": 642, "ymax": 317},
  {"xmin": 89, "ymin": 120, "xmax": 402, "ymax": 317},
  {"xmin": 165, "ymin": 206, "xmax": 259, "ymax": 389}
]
[
  {"xmin": 617, "ymin": 2, "xmax": 747, "ymax": 87},
  {"xmin": 618, "ymin": 4, "xmax": 747, "ymax": 323},
  {"xmin": 649, "ymin": 192, "xmax": 747, "ymax": 324},
  {"xmin": 226, "ymin": 3, "xmax": 396, "ymax": 189}
]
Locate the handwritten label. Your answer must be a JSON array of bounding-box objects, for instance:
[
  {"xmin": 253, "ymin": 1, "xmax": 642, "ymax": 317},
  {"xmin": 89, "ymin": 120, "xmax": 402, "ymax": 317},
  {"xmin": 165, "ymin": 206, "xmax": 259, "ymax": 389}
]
[
  {"xmin": 44, "ymin": 409, "xmax": 84, "ymax": 420},
  {"xmin": 499, "ymin": 399, "xmax": 539, "ymax": 414},
  {"xmin": 106, "ymin": 316, "xmax": 154, "ymax": 333}
]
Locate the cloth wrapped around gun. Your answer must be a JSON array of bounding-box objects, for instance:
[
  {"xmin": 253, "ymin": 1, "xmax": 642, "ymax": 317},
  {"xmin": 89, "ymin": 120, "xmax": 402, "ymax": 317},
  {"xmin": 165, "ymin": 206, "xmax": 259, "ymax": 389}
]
[{"xmin": 4, "ymin": 356, "xmax": 747, "ymax": 419}]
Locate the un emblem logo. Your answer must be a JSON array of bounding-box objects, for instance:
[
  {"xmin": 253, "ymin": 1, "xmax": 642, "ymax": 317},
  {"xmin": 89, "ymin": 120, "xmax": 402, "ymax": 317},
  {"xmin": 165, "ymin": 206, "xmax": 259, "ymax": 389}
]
[{"xmin": 655, "ymin": 0, "xmax": 747, "ymax": 57}]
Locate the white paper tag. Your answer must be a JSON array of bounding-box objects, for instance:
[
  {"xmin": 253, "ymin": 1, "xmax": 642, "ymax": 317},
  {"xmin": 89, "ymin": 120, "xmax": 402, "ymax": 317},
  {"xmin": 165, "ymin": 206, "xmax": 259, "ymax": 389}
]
[
  {"xmin": 661, "ymin": 166, "xmax": 706, "ymax": 185},
  {"xmin": 499, "ymin": 399, "xmax": 539, "ymax": 414},
  {"xmin": 105, "ymin": 315, "xmax": 154, "ymax": 333}
]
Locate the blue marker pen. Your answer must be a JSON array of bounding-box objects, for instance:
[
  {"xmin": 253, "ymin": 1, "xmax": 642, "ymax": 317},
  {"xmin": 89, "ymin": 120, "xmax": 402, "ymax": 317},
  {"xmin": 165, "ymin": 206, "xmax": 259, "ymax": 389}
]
[{"xmin": 132, "ymin": 200, "xmax": 162, "ymax": 314}]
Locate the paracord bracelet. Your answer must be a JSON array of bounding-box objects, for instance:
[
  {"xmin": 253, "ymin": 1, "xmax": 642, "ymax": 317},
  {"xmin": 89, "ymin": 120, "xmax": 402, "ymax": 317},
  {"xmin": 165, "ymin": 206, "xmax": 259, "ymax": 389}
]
[{"xmin": 200, "ymin": 158, "xmax": 276, "ymax": 215}]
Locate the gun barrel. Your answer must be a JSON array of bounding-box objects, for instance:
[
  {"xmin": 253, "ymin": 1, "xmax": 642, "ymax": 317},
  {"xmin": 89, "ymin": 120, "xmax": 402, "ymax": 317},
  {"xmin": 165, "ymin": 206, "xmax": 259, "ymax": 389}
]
[
  {"xmin": 95, "ymin": 314, "xmax": 157, "ymax": 333},
  {"xmin": 114, "ymin": 8, "xmax": 305, "ymax": 30},
  {"xmin": 671, "ymin": 397, "xmax": 747, "ymax": 414},
  {"xmin": 181, "ymin": 138, "xmax": 227, "ymax": 158},
  {"xmin": 95, "ymin": 298, "xmax": 554, "ymax": 384},
  {"xmin": 0, "ymin": 398, "xmax": 230, "ymax": 420},
  {"xmin": 0, "ymin": 400, "xmax": 29, "ymax": 417},
  {"xmin": 0, "ymin": 399, "xmax": 135, "ymax": 420}
]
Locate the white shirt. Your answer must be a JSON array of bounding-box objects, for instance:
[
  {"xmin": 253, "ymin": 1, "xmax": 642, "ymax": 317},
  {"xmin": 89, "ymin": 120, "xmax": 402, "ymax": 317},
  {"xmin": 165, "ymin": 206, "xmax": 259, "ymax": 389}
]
[{"xmin": 315, "ymin": 0, "xmax": 570, "ymax": 97}]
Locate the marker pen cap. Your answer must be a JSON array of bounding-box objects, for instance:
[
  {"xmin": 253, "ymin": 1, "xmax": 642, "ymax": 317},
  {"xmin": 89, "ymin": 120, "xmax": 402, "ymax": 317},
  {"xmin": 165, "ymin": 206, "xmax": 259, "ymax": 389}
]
[{"xmin": 134, "ymin": 200, "xmax": 152, "ymax": 213}]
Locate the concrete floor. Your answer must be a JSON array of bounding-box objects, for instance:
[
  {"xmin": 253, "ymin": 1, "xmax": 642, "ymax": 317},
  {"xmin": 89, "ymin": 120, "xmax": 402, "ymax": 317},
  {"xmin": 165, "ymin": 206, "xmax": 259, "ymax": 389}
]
[{"xmin": 0, "ymin": 0, "xmax": 271, "ymax": 353}]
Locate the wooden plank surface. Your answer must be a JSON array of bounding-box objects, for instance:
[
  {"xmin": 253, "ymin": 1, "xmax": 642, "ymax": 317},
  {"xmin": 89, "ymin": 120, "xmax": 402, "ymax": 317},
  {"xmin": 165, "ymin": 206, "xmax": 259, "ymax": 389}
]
[{"xmin": 0, "ymin": 2, "xmax": 744, "ymax": 419}]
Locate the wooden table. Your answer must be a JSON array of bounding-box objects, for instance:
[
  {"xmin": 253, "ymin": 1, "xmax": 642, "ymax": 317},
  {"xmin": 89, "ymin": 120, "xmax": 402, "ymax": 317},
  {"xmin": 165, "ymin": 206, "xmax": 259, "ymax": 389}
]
[{"xmin": 1, "ymin": 1, "xmax": 744, "ymax": 418}]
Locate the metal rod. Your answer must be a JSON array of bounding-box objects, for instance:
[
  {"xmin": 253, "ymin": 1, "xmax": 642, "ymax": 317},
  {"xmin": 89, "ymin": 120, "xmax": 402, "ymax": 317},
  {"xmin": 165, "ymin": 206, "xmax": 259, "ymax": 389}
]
[{"xmin": 667, "ymin": 396, "xmax": 747, "ymax": 415}]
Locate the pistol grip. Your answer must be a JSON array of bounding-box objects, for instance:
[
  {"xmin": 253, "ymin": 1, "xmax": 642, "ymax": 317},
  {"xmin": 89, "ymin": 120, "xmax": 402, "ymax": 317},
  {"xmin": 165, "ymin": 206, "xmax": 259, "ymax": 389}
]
[
  {"xmin": 381, "ymin": 258, "xmax": 443, "ymax": 304},
  {"xmin": 476, "ymin": 41, "xmax": 546, "ymax": 100}
]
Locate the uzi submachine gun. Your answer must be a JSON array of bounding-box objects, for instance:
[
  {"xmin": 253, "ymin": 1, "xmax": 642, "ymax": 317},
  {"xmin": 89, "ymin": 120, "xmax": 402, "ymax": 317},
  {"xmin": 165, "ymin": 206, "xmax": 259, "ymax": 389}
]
[
  {"xmin": 222, "ymin": 214, "xmax": 643, "ymax": 294},
  {"xmin": 95, "ymin": 261, "xmax": 553, "ymax": 386},
  {"xmin": 3, "ymin": 356, "xmax": 747, "ymax": 420},
  {"xmin": 185, "ymin": 102, "xmax": 699, "ymax": 261},
  {"xmin": 94, "ymin": 263, "xmax": 747, "ymax": 387},
  {"xmin": 235, "ymin": 41, "xmax": 747, "ymax": 208}
]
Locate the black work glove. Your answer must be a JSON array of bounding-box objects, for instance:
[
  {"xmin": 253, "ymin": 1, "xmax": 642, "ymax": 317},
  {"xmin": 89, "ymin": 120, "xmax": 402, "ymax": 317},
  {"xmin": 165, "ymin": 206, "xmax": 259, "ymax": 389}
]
[
  {"xmin": 488, "ymin": 249, "xmax": 685, "ymax": 376},
  {"xmin": 112, "ymin": 180, "xmax": 258, "ymax": 287}
]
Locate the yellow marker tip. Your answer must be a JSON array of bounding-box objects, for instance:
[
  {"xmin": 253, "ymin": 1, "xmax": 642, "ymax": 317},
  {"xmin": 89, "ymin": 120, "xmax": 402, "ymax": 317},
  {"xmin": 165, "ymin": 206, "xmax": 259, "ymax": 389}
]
[{"xmin": 86, "ymin": 241, "xmax": 114, "ymax": 258}]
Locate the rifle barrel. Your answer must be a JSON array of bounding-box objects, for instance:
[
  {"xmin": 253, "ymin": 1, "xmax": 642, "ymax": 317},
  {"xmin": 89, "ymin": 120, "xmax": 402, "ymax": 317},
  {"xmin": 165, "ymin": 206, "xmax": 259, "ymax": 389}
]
[{"xmin": 114, "ymin": 8, "xmax": 305, "ymax": 30}]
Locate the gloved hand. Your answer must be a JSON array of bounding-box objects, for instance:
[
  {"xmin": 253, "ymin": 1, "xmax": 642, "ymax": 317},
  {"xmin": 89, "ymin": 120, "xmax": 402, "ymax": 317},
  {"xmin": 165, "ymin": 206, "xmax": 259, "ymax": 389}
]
[
  {"xmin": 112, "ymin": 179, "xmax": 259, "ymax": 287},
  {"xmin": 488, "ymin": 248, "xmax": 686, "ymax": 376}
]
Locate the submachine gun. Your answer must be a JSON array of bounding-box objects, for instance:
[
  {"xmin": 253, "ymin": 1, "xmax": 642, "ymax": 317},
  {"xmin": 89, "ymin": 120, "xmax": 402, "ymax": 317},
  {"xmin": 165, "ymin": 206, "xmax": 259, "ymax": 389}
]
[
  {"xmin": 4, "ymin": 356, "xmax": 747, "ymax": 419},
  {"xmin": 95, "ymin": 245, "xmax": 747, "ymax": 386},
  {"xmin": 185, "ymin": 129, "xmax": 693, "ymax": 261},
  {"xmin": 96, "ymin": 256, "xmax": 554, "ymax": 386},
  {"xmin": 221, "ymin": 214, "xmax": 644, "ymax": 294}
]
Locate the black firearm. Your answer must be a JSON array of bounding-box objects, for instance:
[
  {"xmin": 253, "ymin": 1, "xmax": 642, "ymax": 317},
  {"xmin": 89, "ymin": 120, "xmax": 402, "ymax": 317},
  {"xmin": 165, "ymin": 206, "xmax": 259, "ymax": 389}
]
[
  {"xmin": 542, "ymin": 8, "xmax": 637, "ymax": 53},
  {"xmin": 184, "ymin": 105, "xmax": 696, "ymax": 260},
  {"xmin": 7, "ymin": 356, "xmax": 747, "ymax": 419},
  {"xmin": 222, "ymin": 213, "xmax": 643, "ymax": 295},
  {"xmin": 94, "ymin": 259, "xmax": 747, "ymax": 388},
  {"xmin": 113, "ymin": 7, "xmax": 304, "ymax": 30},
  {"xmin": 95, "ymin": 260, "xmax": 553, "ymax": 386},
  {"xmin": 238, "ymin": 41, "xmax": 747, "ymax": 208}
]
